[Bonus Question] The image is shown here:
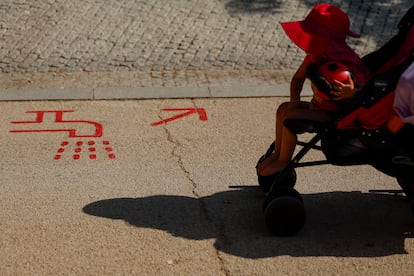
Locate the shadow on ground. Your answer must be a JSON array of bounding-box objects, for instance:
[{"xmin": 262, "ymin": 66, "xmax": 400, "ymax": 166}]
[
  {"xmin": 221, "ymin": 0, "xmax": 284, "ymax": 14},
  {"xmin": 221, "ymin": 0, "xmax": 412, "ymax": 17},
  {"xmin": 83, "ymin": 187, "xmax": 414, "ymax": 259},
  {"xmin": 222, "ymin": 0, "xmax": 413, "ymax": 52}
]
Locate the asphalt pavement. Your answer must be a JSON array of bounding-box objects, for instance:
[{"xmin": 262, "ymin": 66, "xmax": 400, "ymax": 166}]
[{"xmin": 1, "ymin": 97, "xmax": 414, "ymax": 275}]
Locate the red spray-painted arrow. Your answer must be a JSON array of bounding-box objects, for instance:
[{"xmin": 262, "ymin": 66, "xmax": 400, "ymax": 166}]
[{"xmin": 151, "ymin": 108, "xmax": 208, "ymax": 126}]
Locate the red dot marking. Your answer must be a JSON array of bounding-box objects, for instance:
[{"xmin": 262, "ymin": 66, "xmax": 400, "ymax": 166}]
[{"xmin": 56, "ymin": 140, "xmax": 116, "ymax": 161}]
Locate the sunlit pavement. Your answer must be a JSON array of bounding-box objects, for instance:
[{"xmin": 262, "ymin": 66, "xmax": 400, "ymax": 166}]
[{"xmin": 1, "ymin": 97, "xmax": 413, "ymax": 275}]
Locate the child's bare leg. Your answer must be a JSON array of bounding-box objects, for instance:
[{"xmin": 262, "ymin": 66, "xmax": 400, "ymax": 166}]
[
  {"xmin": 274, "ymin": 102, "xmax": 315, "ymax": 156},
  {"xmin": 257, "ymin": 102, "xmax": 289, "ymax": 175},
  {"xmin": 275, "ymin": 125, "xmax": 297, "ymax": 170},
  {"xmin": 273, "ymin": 102, "xmax": 290, "ymax": 158},
  {"xmin": 259, "ymin": 125, "xmax": 297, "ymax": 176},
  {"xmin": 287, "ymin": 106, "xmax": 332, "ymax": 122},
  {"xmin": 258, "ymin": 104, "xmax": 332, "ymax": 176},
  {"xmin": 269, "ymin": 108, "xmax": 332, "ymax": 174}
]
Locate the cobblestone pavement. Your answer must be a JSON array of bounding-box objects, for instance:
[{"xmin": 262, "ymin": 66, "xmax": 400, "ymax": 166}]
[{"xmin": 0, "ymin": 0, "xmax": 412, "ymax": 89}]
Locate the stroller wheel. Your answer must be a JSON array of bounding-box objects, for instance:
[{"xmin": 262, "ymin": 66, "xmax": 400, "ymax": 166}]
[
  {"xmin": 263, "ymin": 187, "xmax": 306, "ymax": 236},
  {"xmin": 263, "ymin": 185, "xmax": 303, "ymax": 209},
  {"xmin": 257, "ymin": 168, "xmax": 297, "ymax": 193},
  {"xmin": 397, "ymin": 177, "xmax": 414, "ymax": 199}
]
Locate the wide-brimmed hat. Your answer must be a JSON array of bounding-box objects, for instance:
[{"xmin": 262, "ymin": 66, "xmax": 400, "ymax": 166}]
[{"xmin": 280, "ymin": 4, "xmax": 359, "ymax": 54}]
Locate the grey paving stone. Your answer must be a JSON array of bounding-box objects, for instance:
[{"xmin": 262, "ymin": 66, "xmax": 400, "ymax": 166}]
[{"xmin": 0, "ymin": 0, "xmax": 411, "ymax": 95}]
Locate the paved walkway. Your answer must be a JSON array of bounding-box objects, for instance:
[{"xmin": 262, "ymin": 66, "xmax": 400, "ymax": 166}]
[
  {"xmin": 0, "ymin": 0, "xmax": 412, "ymax": 96},
  {"xmin": 1, "ymin": 98, "xmax": 414, "ymax": 275},
  {"xmin": 1, "ymin": 2, "xmax": 414, "ymax": 274}
]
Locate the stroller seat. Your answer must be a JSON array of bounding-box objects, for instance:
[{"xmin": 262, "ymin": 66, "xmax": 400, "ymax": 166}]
[{"xmin": 283, "ymin": 118, "xmax": 328, "ymax": 134}]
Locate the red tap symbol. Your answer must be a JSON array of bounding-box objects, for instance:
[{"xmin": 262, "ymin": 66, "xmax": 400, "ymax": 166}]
[{"xmin": 10, "ymin": 110, "xmax": 103, "ymax": 138}]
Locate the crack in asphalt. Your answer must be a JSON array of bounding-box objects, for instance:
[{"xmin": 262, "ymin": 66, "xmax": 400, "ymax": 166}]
[{"xmin": 158, "ymin": 100, "xmax": 230, "ymax": 276}]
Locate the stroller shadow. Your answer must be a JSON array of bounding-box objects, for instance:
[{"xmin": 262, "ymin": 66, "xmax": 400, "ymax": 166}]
[{"xmin": 83, "ymin": 187, "xmax": 414, "ymax": 258}]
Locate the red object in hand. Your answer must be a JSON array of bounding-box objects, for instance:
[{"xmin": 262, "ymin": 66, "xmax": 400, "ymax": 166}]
[{"xmin": 315, "ymin": 61, "xmax": 355, "ymax": 99}]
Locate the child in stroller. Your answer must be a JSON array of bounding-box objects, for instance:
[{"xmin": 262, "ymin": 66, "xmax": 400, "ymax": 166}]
[
  {"xmin": 256, "ymin": 3, "xmax": 369, "ymax": 178},
  {"xmin": 257, "ymin": 5, "xmax": 414, "ymax": 236}
]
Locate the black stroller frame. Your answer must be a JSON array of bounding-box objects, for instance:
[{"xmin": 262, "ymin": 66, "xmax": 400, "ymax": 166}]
[{"xmin": 258, "ymin": 6, "xmax": 414, "ymax": 236}]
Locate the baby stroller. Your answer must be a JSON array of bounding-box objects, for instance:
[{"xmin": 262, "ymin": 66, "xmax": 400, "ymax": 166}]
[{"xmin": 257, "ymin": 6, "xmax": 414, "ymax": 236}]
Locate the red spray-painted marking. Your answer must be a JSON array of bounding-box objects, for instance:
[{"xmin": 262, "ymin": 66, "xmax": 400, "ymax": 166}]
[
  {"xmin": 10, "ymin": 110, "xmax": 103, "ymax": 138},
  {"xmin": 11, "ymin": 110, "xmax": 116, "ymax": 161},
  {"xmin": 54, "ymin": 140, "xmax": 117, "ymax": 160},
  {"xmin": 151, "ymin": 108, "xmax": 208, "ymax": 126}
]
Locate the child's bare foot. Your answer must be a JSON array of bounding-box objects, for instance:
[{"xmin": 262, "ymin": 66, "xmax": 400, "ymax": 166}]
[{"xmin": 257, "ymin": 155, "xmax": 287, "ymax": 176}]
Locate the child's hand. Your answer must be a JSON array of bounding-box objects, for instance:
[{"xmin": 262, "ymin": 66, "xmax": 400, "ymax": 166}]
[{"xmin": 331, "ymin": 75, "xmax": 355, "ymax": 100}]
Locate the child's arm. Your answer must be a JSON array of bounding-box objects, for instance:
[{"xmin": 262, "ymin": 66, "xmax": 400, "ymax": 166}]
[{"xmin": 289, "ymin": 62, "xmax": 308, "ymax": 106}]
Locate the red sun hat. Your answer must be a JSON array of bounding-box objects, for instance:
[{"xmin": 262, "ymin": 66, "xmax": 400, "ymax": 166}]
[{"xmin": 280, "ymin": 4, "xmax": 360, "ymax": 54}]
